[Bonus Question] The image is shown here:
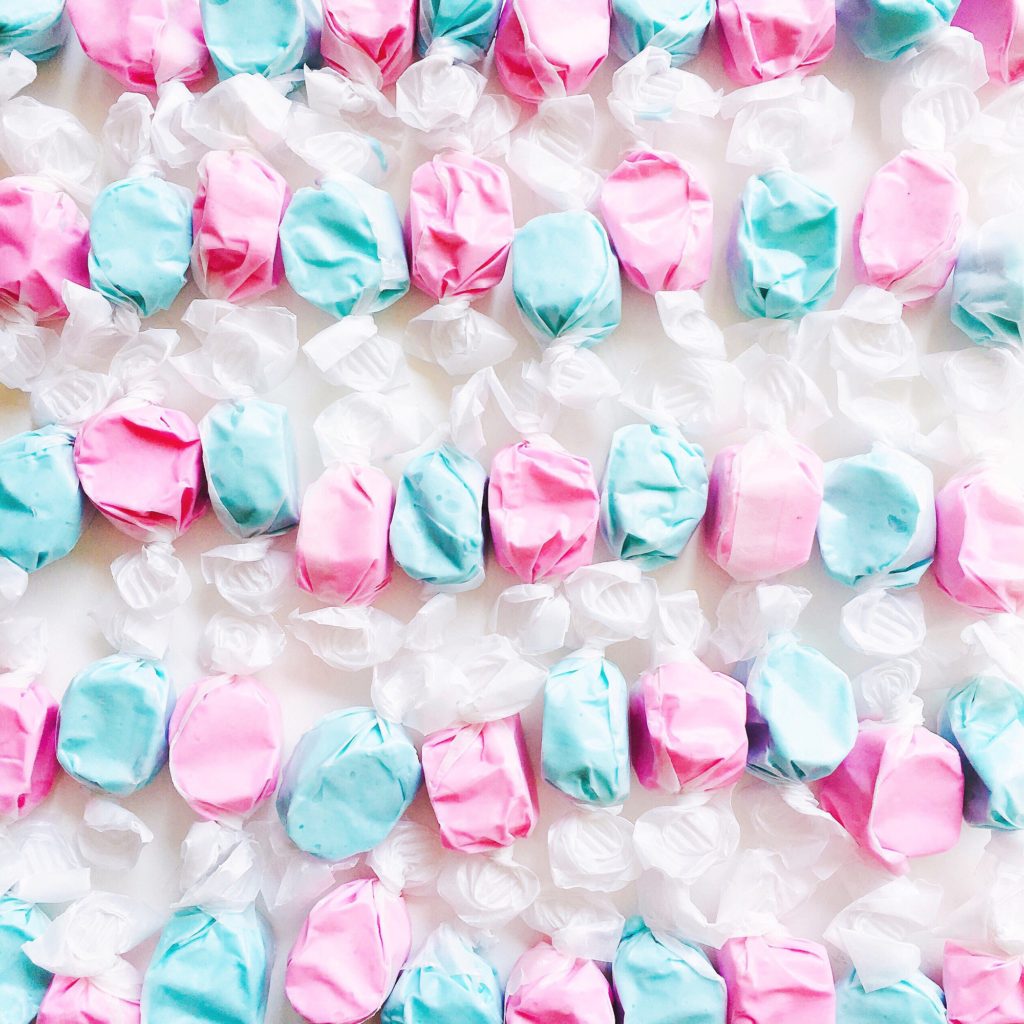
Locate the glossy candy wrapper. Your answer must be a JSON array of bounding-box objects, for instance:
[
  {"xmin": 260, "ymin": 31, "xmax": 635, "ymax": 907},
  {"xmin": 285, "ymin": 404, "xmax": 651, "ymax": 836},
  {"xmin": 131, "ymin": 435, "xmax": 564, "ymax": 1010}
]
[
  {"xmin": 0, "ymin": 0, "xmax": 67, "ymax": 60},
  {"xmin": 837, "ymin": 970, "xmax": 946, "ymax": 1024},
  {"xmin": 953, "ymin": 0, "xmax": 1024, "ymax": 83},
  {"xmin": 0, "ymin": 681, "xmax": 59, "ymax": 820},
  {"xmin": 0, "ymin": 894, "xmax": 51, "ymax": 1024},
  {"xmin": 943, "ymin": 942, "xmax": 1024, "ymax": 1024},
  {"xmin": 505, "ymin": 941, "xmax": 615, "ymax": 1024},
  {"xmin": 322, "ymin": 0, "xmax": 415, "ymax": 87},
  {"xmin": 417, "ymin": 0, "xmax": 503, "ymax": 63},
  {"xmin": 200, "ymin": 0, "xmax": 321, "ymax": 79},
  {"xmin": 610, "ymin": 0, "xmax": 714, "ymax": 66},
  {"xmin": 838, "ymin": 0, "xmax": 960, "ymax": 61}
]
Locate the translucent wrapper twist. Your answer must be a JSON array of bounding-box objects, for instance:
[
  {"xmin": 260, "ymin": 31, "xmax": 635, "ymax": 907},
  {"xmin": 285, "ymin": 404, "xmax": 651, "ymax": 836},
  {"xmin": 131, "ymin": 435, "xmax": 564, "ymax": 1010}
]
[
  {"xmin": 322, "ymin": 0, "xmax": 416, "ymax": 87},
  {"xmin": 610, "ymin": 0, "xmax": 714, "ymax": 67},
  {"xmin": 505, "ymin": 941, "xmax": 615, "ymax": 1024},
  {"xmin": 0, "ymin": 681, "xmax": 59, "ymax": 819},
  {"xmin": 200, "ymin": 0, "xmax": 321, "ymax": 79},
  {"xmin": 0, "ymin": 0, "xmax": 67, "ymax": 61},
  {"xmin": 416, "ymin": 0, "xmax": 503, "ymax": 63},
  {"xmin": 838, "ymin": 0, "xmax": 960, "ymax": 61},
  {"xmin": 953, "ymin": 0, "xmax": 1024, "ymax": 83}
]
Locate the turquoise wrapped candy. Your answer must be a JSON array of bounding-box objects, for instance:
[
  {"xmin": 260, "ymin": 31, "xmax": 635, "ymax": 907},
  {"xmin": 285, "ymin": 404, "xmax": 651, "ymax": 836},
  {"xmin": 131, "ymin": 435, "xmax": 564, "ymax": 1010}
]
[
  {"xmin": 838, "ymin": 0, "xmax": 960, "ymax": 61},
  {"xmin": 0, "ymin": 0, "xmax": 66, "ymax": 60},
  {"xmin": 837, "ymin": 971, "xmax": 946, "ymax": 1023},
  {"xmin": 610, "ymin": 0, "xmax": 714, "ymax": 65},
  {"xmin": 417, "ymin": 0, "xmax": 503, "ymax": 62},
  {"xmin": 57, "ymin": 655, "xmax": 174, "ymax": 796},
  {"xmin": 729, "ymin": 170, "xmax": 840, "ymax": 320},
  {"xmin": 0, "ymin": 895, "xmax": 51, "ymax": 1024},
  {"xmin": 200, "ymin": 0, "xmax": 322, "ymax": 79},
  {"xmin": 0, "ymin": 426, "xmax": 83, "ymax": 572}
]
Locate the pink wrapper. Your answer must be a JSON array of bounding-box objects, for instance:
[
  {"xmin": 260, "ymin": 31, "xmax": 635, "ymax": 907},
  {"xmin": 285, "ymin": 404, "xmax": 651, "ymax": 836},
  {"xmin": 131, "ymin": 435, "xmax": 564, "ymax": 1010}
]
[
  {"xmin": 816, "ymin": 725, "xmax": 964, "ymax": 875},
  {"xmin": 719, "ymin": 935, "xmax": 836, "ymax": 1024},
  {"xmin": 38, "ymin": 976, "xmax": 139, "ymax": 1024},
  {"xmin": 192, "ymin": 150, "xmax": 291, "ymax": 304},
  {"xmin": 321, "ymin": 0, "xmax": 416, "ymax": 87},
  {"xmin": 953, "ymin": 0, "xmax": 1024, "ymax": 84},
  {"xmin": 421, "ymin": 715, "xmax": 539, "ymax": 854},
  {"xmin": 295, "ymin": 464, "xmax": 394, "ymax": 606},
  {"xmin": 73, "ymin": 403, "xmax": 208, "ymax": 542},
  {"xmin": 0, "ymin": 178, "xmax": 90, "ymax": 322},
  {"xmin": 934, "ymin": 466, "xmax": 1024, "ymax": 614},
  {"xmin": 407, "ymin": 153, "xmax": 515, "ymax": 303},
  {"xmin": 630, "ymin": 658, "xmax": 748, "ymax": 794},
  {"xmin": 66, "ymin": 0, "xmax": 209, "ymax": 91},
  {"xmin": 494, "ymin": 0, "xmax": 611, "ymax": 104},
  {"xmin": 705, "ymin": 433, "xmax": 824, "ymax": 583},
  {"xmin": 0, "ymin": 681, "xmax": 59, "ymax": 820},
  {"xmin": 944, "ymin": 942, "xmax": 1024, "ymax": 1024},
  {"xmin": 286, "ymin": 878, "xmax": 411, "ymax": 1024},
  {"xmin": 716, "ymin": 0, "xmax": 835, "ymax": 85},
  {"xmin": 505, "ymin": 942, "xmax": 615, "ymax": 1024},
  {"xmin": 488, "ymin": 437, "xmax": 600, "ymax": 584},
  {"xmin": 599, "ymin": 150, "xmax": 714, "ymax": 295},
  {"xmin": 168, "ymin": 675, "xmax": 283, "ymax": 822}
]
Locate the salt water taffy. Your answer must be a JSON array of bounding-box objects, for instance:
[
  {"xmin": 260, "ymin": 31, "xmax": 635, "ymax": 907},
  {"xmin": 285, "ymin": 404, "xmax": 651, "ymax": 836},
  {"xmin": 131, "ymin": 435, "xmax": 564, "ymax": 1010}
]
[
  {"xmin": 0, "ymin": 680, "xmax": 58, "ymax": 820},
  {"xmin": 0, "ymin": 894, "xmax": 52, "ymax": 1024},
  {"xmin": 610, "ymin": 0, "xmax": 714, "ymax": 66},
  {"xmin": 505, "ymin": 941, "xmax": 615, "ymax": 1024},
  {"xmin": 417, "ymin": 0, "xmax": 503, "ymax": 62},
  {"xmin": 322, "ymin": 0, "xmax": 415, "ymax": 86},
  {"xmin": 837, "ymin": 971, "xmax": 946, "ymax": 1024},
  {"xmin": 951, "ymin": 216, "xmax": 1024, "ymax": 348},
  {"xmin": 200, "ymin": 0, "xmax": 321, "ymax": 79},
  {"xmin": 838, "ymin": 0, "xmax": 960, "ymax": 61},
  {"xmin": 0, "ymin": 0, "xmax": 66, "ymax": 60},
  {"xmin": 944, "ymin": 942, "xmax": 1024, "ymax": 1024},
  {"xmin": 953, "ymin": 0, "xmax": 1024, "ymax": 83}
]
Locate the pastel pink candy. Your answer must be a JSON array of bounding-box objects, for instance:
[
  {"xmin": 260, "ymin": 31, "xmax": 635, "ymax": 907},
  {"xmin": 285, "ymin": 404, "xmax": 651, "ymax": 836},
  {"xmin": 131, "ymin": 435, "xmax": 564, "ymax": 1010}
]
[
  {"xmin": 934, "ymin": 466, "xmax": 1024, "ymax": 614},
  {"xmin": 192, "ymin": 150, "xmax": 291, "ymax": 304},
  {"xmin": 816, "ymin": 724, "xmax": 964, "ymax": 875},
  {"xmin": 407, "ymin": 153, "xmax": 515, "ymax": 302},
  {"xmin": 286, "ymin": 878, "xmax": 411, "ymax": 1024},
  {"xmin": 854, "ymin": 151, "xmax": 967, "ymax": 305},
  {"xmin": 168, "ymin": 675, "xmax": 283, "ymax": 821},
  {"xmin": 944, "ymin": 942, "xmax": 1024, "ymax": 1024},
  {"xmin": 488, "ymin": 437, "xmax": 600, "ymax": 583},
  {"xmin": 322, "ymin": 0, "xmax": 416, "ymax": 87},
  {"xmin": 37, "ymin": 976, "xmax": 138, "ymax": 1024},
  {"xmin": 705, "ymin": 433, "xmax": 824, "ymax": 582},
  {"xmin": 494, "ymin": 0, "xmax": 610, "ymax": 104},
  {"xmin": 73, "ymin": 403, "xmax": 208, "ymax": 542},
  {"xmin": 630, "ymin": 658, "xmax": 748, "ymax": 793},
  {"xmin": 719, "ymin": 935, "xmax": 836, "ymax": 1024},
  {"xmin": 66, "ymin": 0, "xmax": 209, "ymax": 90},
  {"xmin": 717, "ymin": 0, "xmax": 835, "ymax": 85},
  {"xmin": 599, "ymin": 149, "xmax": 714, "ymax": 295},
  {"xmin": 0, "ymin": 681, "xmax": 58, "ymax": 820},
  {"xmin": 421, "ymin": 715, "xmax": 538, "ymax": 854},
  {"xmin": 505, "ymin": 942, "xmax": 615, "ymax": 1024},
  {"xmin": 295, "ymin": 463, "xmax": 394, "ymax": 605},
  {"xmin": 953, "ymin": 0, "xmax": 1024, "ymax": 83},
  {"xmin": 0, "ymin": 177, "xmax": 89, "ymax": 321}
]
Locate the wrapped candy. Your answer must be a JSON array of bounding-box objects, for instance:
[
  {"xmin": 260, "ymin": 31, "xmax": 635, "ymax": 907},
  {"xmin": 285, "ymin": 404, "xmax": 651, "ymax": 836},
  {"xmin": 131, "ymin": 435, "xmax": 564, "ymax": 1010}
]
[
  {"xmin": 0, "ymin": 680, "xmax": 59, "ymax": 820},
  {"xmin": 417, "ymin": 0, "xmax": 503, "ymax": 63},
  {"xmin": 505, "ymin": 941, "xmax": 615, "ymax": 1024},
  {"xmin": 200, "ymin": 0, "xmax": 321, "ymax": 79},
  {"xmin": 838, "ymin": 0, "xmax": 960, "ymax": 61},
  {"xmin": 0, "ymin": 894, "xmax": 52, "ymax": 1024},
  {"xmin": 953, "ymin": 0, "xmax": 1024, "ymax": 83},
  {"xmin": 322, "ymin": 0, "xmax": 416, "ymax": 86},
  {"xmin": 610, "ymin": 0, "xmax": 714, "ymax": 66},
  {"xmin": 837, "ymin": 970, "xmax": 946, "ymax": 1023},
  {"xmin": 729, "ymin": 169, "xmax": 840, "ymax": 320},
  {"xmin": 0, "ymin": 0, "xmax": 67, "ymax": 61},
  {"xmin": 944, "ymin": 942, "xmax": 1024, "ymax": 1024}
]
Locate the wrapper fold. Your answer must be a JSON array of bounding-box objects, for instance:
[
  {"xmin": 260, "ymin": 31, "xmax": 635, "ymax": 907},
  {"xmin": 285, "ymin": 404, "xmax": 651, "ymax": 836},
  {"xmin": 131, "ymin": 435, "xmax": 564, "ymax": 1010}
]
[
  {"xmin": 610, "ymin": 0, "xmax": 714, "ymax": 66},
  {"xmin": 417, "ymin": 0, "xmax": 503, "ymax": 63},
  {"xmin": 322, "ymin": 0, "xmax": 416, "ymax": 87}
]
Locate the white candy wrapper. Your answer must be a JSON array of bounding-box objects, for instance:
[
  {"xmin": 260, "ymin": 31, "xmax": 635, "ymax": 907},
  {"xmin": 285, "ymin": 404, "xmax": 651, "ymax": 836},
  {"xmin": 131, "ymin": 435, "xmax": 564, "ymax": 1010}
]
[
  {"xmin": 563, "ymin": 562, "xmax": 656, "ymax": 648},
  {"xmin": 734, "ymin": 344, "xmax": 831, "ymax": 436},
  {"xmin": 183, "ymin": 74, "xmax": 294, "ymax": 157},
  {"xmin": 522, "ymin": 344, "xmax": 622, "ymax": 411},
  {"xmin": 548, "ymin": 808, "xmax": 640, "ymax": 893},
  {"xmin": 0, "ymin": 820, "xmax": 92, "ymax": 905},
  {"xmin": 438, "ymin": 848, "xmax": 540, "ymax": 931},
  {"xmin": 840, "ymin": 589, "xmax": 927, "ymax": 657},
  {"xmin": 304, "ymin": 65, "xmax": 399, "ymax": 144},
  {"xmin": 174, "ymin": 822, "xmax": 262, "ymax": 914},
  {"xmin": 852, "ymin": 658, "xmax": 924, "ymax": 725},
  {"xmin": 202, "ymin": 540, "xmax": 293, "ymax": 617},
  {"xmin": 314, "ymin": 391, "xmax": 429, "ymax": 468},
  {"xmin": 290, "ymin": 606, "xmax": 407, "ymax": 672},
  {"xmin": 0, "ymin": 614, "xmax": 47, "ymax": 685},
  {"xmin": 365, "ymin": 821, "xmax": 445, "ymax": 897},
  {"xmin": 490, "ymin": 583, "xmax": 571, "ymax": 656},
  {"xmin": 77, "ymin": 799, "xmax": 153, "ymax": 872},
  {"xmin": 110, "ymin": 543, "xmax": 191, "ymax": 620},
  {"xmin": 711, "ymin": 582, "xmax": 811, "ymax": 665},
  {"xmin": 200, "ymin": 614, "xmax": 286, "ymax": 677},
  {"xmin": 304, "ymin": 316, "xmax": 409, "ymax": 392},
  {"xmin": 405, "ymin": 299, "xmax": 518, "ymax": 377},
  {"xmin": 90, "ymin": 602, "xmax": 171, "ymax": 661},
  {"xmin": 959, "ymin": 614, "xmax": 1024, "ymax": 686},
  {"xmin": 523, "ymin": 892, "xmax": 625, "ymax": 963}
]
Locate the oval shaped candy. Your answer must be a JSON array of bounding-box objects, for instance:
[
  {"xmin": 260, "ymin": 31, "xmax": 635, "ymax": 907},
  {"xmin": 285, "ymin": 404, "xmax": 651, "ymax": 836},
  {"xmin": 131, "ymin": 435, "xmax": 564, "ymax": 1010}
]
[
  {"xmin": 953, "ymin": 0, "xmax": 1024, "ymax": 84},
  {"xmin": 0, "ymin": 895, "xmax": 51, "ymax": 1024},
  {"xmin": 0, "ymin": 681, "xmax": 59, "ymax": 820},
  {"xmin": 0, "ymin": 0, "xmax": 66, "ymax": 60},
  {"xmin": 838, "ymin": 0, "xmax": 959, "ymax": 61},
  {"xmin": 200, "ymin": 0, "xmax": 321, "ymax": 79},
  {"xmin": 417, "ymin": 0, "xmax": 503, "ymax": 62},
  {"xmin": 505, "ymin": 942, "xmax": 614, "ymax": 1024},
  {"xmin": 322, "ymin": 0, "xmax": 416, "ymax": 86},
  {"xmin": 943, "ymin": 942, "xmax": 1024, "ymax": 1024},
  {"xmin": 610, "ymin": 0, "xmax": 714, "ymax": 66},
  {"xmin": 837, "ymin": 970, "xmax": 946, "ymax": 1024}
]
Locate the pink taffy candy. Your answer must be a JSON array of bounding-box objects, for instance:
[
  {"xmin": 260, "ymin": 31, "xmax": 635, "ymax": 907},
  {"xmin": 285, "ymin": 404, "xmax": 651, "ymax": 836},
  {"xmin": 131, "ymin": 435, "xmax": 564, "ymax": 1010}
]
[
  {"xmin": 38, "ymin": 976, "xmax": 139, "ymax": 1024},
  {"xmin": 0, "ymin": 178, "xmax": 89, "ymax": 322},
  {"xmin": 0, "ymin": 681, "xmax": 59, "ymax": 820},
  {"xmin": 944, "ymin": 942, "xmax": 1024, "ymax": 1024},
  {"xmin": 168, "ymin": 675, "xmax": 283, "ymax": 822},
  {"xmin": 421, "ymin": 715, "xmax": 539, "ymax": 854},
  {"xmin": 192, "ymin": 151, "xmax": 291, "ymax": 304},
  {"xmin": 599, "ymin": 150, "xmax": 714, "ymax": 295},
  {"xmin": 716, "ymin": 0, "xmax": 835, "ymax": 85},
  {"xmin": 494, "ymin": 0, "xmax": 611, "ymax": 104},
  {"xmin": 816, "ymin": 724, "xmax": 964, "ymax": 874},
  {"xmin": 953, "ymin": 0, "xmax": 1024, "ymax": 83},
  {"xmin": 407, "ymin": 153, "xmax": 515, "ymax": 302},
  {"xmin": 286, "ymin": 878, "xmax": 411, "ymax": 1024},
  {"xmin": 854, "ymin": 151, "xmax": 966, "ymax": 304},
  {"xmin": 73, "ymin": 402, "xmax": 208, "ymax": 542},
  {"xmin": 705, "ymin": 433, "xmax": 824, "ymax": 582},
  {"xmin": 505, "ymin": 942, "xmax": 615, "ymax": 1024},
  {"xmin": 321, "ymin": 0, "xmax": 417, "ymax": 87},
  {"xmin": 66, "ymin": 0, "xmax": 209, "ymax": 90},
  {"xmin": 295, "ymin": 464, "xmax": 394, "ymax": 605},
  {"xmin": 719, "ymin": 935, "xmax": 836, "ymax": 1024},
  {"xmin": 630, "ymin": 657, "xmax": 748, "ymax": 793},
  {"xmin": 934, "ymin": 466, "xmax": 1024, "ymax": 614},
  {"xmin": 488, "ymin": 437, "xmax": 600, "ymax": 584}
]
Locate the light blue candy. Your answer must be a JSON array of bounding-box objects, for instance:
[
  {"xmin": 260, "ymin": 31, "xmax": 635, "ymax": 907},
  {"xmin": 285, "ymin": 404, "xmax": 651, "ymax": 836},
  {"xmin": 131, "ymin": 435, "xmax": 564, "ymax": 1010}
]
[
  {"xmin": 543, "ymin": 653, "xmax": 630, "ymax": 806},
  {"xmin": 512, "ymin": 211, "xmax": 622, "ymax": 347},
  {"xmin": 728, "ymin": 170, "xmax": 840, "ymax": 320},
  {"xmin": 0, "ymin": 895, "xmax": 51, "ymax": 1024},
  {"xmin": 57, "ymin": 654, "xmax": 174, "ymax": 796},
  {"xmin": 277, "ymin": 706, "xmax": 422, "ymax": 861},
  {"xmin": 601, "ymin": 423, "xmax": 708, "ymax": 570},
  {"xmin": 838, "ymin": 0, "xmax": 960, "ymax": 61},
  {"xmin": 610, "ymin": 0, "xmax": 714, "ymax": 65},
  {"xmin": 940, "ymin": 675, "xmax": 1024, "ymax": 831},
  {"xmin": 280, "ymin": 173, "xmax": 409, "ymax": 320},
  {"xmin": 89, "ymin": 177, "xmax": 193, "ymax": 317},
  {"xmin": 0, "ymin": 425, "xmax": 83, "ymax": 572},
  {"xmin": 200, "ymin": 0, "xmax": 322, "ymax": 79},
  {"xmin": 837, "ymin": 970, "xmax": 946, "ymax": 1024},
  {"xmin": 741, "ymin": 634, "xmax": 857, "ymax": 783},
  {"xmin": 417, "ymin": 0, "xmax": 503, "ymax": 62},
  {"xmin": 0, "ymin": 0, "xmax": 66, "ymax": 60},
  {"xmin": 390, "ymin": 444, "xmax": 487, "ymax": 590},
  {"xmin": 201, "ymin": 399, "xmax": 300, "ymax": 539},
  {"xmin": 614, "ymin": 918, "xmax": 726, "ymax": 1024}
]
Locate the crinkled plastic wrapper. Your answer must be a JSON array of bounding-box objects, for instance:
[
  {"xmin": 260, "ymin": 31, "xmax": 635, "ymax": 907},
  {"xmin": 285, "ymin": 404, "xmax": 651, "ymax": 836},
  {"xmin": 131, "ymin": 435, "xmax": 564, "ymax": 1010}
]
[
  {"xmin": 0, "ymin": 681, "xmax": 59, "ymax": 819},
  {"xmin": 610, "ymin": 0, "xmax": 714, "ymax": 66},
  {"xmin": 200, "ymin": 0, "xmax": 321, "ymax": 79},
  {"xmin": 322, "ymin": 0, "xmax": 416, "ymax": 86},
  {"xmin": 838, "ymin": 0, "xmax": 960, "ymax": 61},
  {"xmin": 277, "ymin": 706, "xmax": 421, "ymax": 861},
  {"xmin": 505, "ymin": 942, "xmax": 615, "ymax": 1024},
  {"xmin": 837, "ymin": 970, "xmax": 946, "ymax": 1024},
  {"xmin": 943, "ymin": 942, "xmax": 1024, "ymax": 1024},
  {"xmin": 417, "ymin": 0, "xmax": 503, "ymax": 63},
  {"xmin": 37, "ymin": 975, "xmax": 139, "ymax": 1024},
  {"xmin": 0, "ymin": 895, "xmax": 51, "ymax": 1024},
  {"xmin": 0, "ymin": 177, "xmax": 89, "ymax": 320},
  {"xmin": 953, "ymin": 0, "xmax": 1024, "ymax": 83},
  {"xmin": 0, "ymin": 0, "xmax": 67, "ymax": 61}
]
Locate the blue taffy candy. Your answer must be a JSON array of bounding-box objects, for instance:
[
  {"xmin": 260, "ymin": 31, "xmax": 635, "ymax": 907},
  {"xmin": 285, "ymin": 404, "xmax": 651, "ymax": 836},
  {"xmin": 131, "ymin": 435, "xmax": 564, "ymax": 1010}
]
[
  {"xmin": 89, "ymin": 177, "xmax": 193, "ymax": 317},
  {"xmin": 417, "ymin": 0, "xmax": 503, "ymax": 62},
  {"xmin": 542, "ymin": 652, "xmax": 631, "ymax": 806},
  {"xmin": 613, "ymin": 917, "xmax": 726, "ymax": 1024},
  {"xmin": 390, "ymin": 445, "xmax": 487, "ymax": 590},
  {"xmin": 277, "ymin": 706, "xmax": 422, "ymax": 861},
  {"xmin": 512, "ymin": 211, "xmax": 622, "ymax": 348},
  {"xmin": 601, "ymin": 423, "xmax": 708, "ymax": 570},
  {"xmin": 57, "ymin": 655, "xmax": 175, "ymax": 796},
  {"xmin": 837, "ymin": 971, "xmax": 946, "ymax": 1024},
  {"xmin": 200, "ymin": 399, "xmax": 300, "ymax": 539},
  {"xmin": 741, "ymin": 634, "xmax": 857, "ymax": 783},
  {"xmin": 940, "ymin": 675, "xmax": 1024, "ymax": 830},
  {"xmin": 280, "ymin": 172, "xmax": 409, "ymax": 319},
  {"xmin": 837, "ymin": 0, "xmax": 959, "ymax": 61},
  {"xmin": 728, "ymin": 169, "xmax": 840, "ymax": 320},
  {"xmin": 610, "ymin": 0, "xmax": 714, "ymax": 66},
  {"xmin": 0, "ymin": 0, "xmax": 66, "ymax": 60},
  {"xmin": 0, "ymin": 425, "xmax": 84, "ymax": 572},
  {"xmin": 0, "ymin": 895, "xmax": 51, "ymax": 1024},
  {"xmin": 200, "ymin": 0, "xmax": 322, "ymax": 79}
]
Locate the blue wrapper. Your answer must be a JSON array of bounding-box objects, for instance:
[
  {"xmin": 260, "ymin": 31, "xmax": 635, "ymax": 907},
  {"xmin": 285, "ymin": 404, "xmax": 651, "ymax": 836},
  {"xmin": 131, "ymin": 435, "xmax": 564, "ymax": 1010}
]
[
  {"xmin": 0, "ymin": 895, "xmax": 51, "ymax": 1024},
  {"xmin": 837, "ymin": 971, "xmax": 946, "ymax": 1024},
  {"xmin": 200, "ymin": 399, "xmax": 300, "ymax": 539},
  {"xmin": 277, "ymin": 706, "xmax": 422, "ymax": 861},
  {"xmin": 0, "ymin": 0, "xmax": 66, "ymax": 60},
  {"xmin": 838, "ymin": 0, "xmax": 959, "ymax": 61},
  {"xmin": 610, "ymin": 0, "xmax": 714, "ymax": 66},
  {"xmin": 200, "ymin": 0, "xmax": 322, "ymax": 79},
  {"xmin": 0, "ymin": 425, "xmax": 83, "ymax": 572},
  {"xmin": 57, "ymin": 654, "xmax": 174, "ymax": 796},
  {"xmin": 417, "ymin": 0, "xmax": 502, "ymax": 62}
]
